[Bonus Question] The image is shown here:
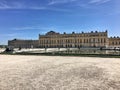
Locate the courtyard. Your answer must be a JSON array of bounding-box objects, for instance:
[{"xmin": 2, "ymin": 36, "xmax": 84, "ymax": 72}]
[{"xmin": 0, "ymin": 55, "xmax": 120, "ymax": 90}]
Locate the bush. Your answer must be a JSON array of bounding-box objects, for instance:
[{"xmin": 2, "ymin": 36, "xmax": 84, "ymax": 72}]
[{"xmin": 5, "ymin": 47, "xmax": 13, "ymax": 52}]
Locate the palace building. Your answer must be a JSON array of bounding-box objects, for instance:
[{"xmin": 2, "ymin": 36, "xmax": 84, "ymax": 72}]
[
  {"xmin": 108, "ymin": 37, "xmax": 120, "ymax": 48},
  {"xmin": 8, "ymin": 39, "xmax": 39, "ymax": 48},
  {"xmin": 39, "ymin": 31, "xmax": 108, "ymax": 48},
  {"xmin": 8, "ymin": 30, "xmax": 120, "ymax": 48}
]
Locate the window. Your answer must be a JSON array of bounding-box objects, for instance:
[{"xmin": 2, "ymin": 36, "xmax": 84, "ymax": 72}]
[
  {"xmin": 101, "ymin": 39, "xmax": 103, "ymax": 43},
  {"xmin": 112, "ymin": 42, "xmax": 114, "ymax": 45},
  {"xmin": 104, "ymin": 38, "xmax": 106, "ymax": 43}
]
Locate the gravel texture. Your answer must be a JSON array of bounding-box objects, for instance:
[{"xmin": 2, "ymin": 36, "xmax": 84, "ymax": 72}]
[{"xmin": 0, "ymin": 55, "xmax": 120, "ymax": 90}]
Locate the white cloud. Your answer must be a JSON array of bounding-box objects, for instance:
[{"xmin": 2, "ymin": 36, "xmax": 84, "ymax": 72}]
[
  {"xmin": 1, "ymin": 33, "xmax": 18, "ymax": 37},
  {"xmin": 0, "ymin": 1, "xmax": 11, "ymax": 9},
  {"xmin": 12, "ymin": 26, "xmax": 57, "ymax": 31},
  {"xmin": 0, "ymin": 1, "xmax": 46, "ymax": 10},
  {"xmin": 0, "ymin": 0, "xmax": 111, "ymax": 11},
  {"xmin": 13, "ymin": 26, "xmax": 42, "ymax": 30},
  {"xmin": 26, "ymin": 5, "xmax": 47, "ymax": 10},
  {"xmin": 48, "ymin": 0, "xmax": 78, "ymax": 5},
  {"xmin": 89, "ymin": 0, "xmax": 111, "ymax": 4},
  {"xmin": 0, "ymin": 0, "xmax": 71, "ymax": 12}
]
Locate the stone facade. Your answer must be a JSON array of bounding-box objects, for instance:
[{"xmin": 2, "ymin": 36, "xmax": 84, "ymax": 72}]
[
  {"xmin": 8, "ymin": 39, "xmax": 39, "ymax": 48},
  {"xmin": 39, "ymin": 31, "xmax": 108, "ymax": 48},
  {"xmin": 108, "ymin": 37, "xmax": 120, "ymax": 48},
  {"xmin": 8, "ymin": 30, "xmax": 120, "ymax": 48}
]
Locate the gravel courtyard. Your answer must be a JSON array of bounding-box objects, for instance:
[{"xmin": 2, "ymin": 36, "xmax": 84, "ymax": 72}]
[{"xmin": 0, "ymin": 55, "xmax": 120, "ymax": 90}]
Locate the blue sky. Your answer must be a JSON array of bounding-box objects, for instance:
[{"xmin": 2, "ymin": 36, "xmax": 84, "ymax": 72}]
[{"xmin": 0, "ymin": 0, "xmax": 120, "ymax": 45}]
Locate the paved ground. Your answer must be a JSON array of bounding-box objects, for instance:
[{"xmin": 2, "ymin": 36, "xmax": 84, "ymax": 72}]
[{"xmin": 0, "ymin": 55, "xmax": 120, "ymax": 90}]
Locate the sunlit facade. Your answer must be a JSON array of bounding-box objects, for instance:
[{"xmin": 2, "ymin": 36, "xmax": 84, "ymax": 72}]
[
  {"xmin": 108, "ymin": 37, "xmax": 120, "ymax": 48},
  {"xmin": 8, "ymin": 30, "xmax": 120, "ymax": 48},
  {"xmin": 39, "ymin": 31, "xmax": 108, "ymax": 48}
]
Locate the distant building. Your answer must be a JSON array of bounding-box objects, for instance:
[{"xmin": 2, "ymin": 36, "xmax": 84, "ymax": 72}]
[
  {"xmin": 108, "ymin": 37, "xmax": 120, "ymax": 48},
  {"xmin": 39, "ymin": 31, "xmax": 108, "ymax": 48},
  {"xmin": 8, "ymin": 39, "xmax": 39, "ymax": 48},
  {"xmin": 8, "ymin": 30, "xmax": 120, "ymax": 48}
]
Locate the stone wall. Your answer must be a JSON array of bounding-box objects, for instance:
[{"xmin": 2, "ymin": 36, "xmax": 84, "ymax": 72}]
[
  {"xmin": 39, "ymin": 31, "xmax": 108, "ymax": 48},
  {"xmin": 8, "ymin": 39, "xmax": 39, "ymax": 48}
]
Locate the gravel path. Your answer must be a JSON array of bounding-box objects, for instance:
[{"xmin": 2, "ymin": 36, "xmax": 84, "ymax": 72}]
[{"xmin": 0, "ymin": 55, "xmax": 120, "ymax": 90}]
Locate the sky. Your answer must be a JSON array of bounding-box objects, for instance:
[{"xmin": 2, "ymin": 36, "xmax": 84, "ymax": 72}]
[{"xmin": 0, "ymin": 0, "xmax": 120, "ymax": 45}]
